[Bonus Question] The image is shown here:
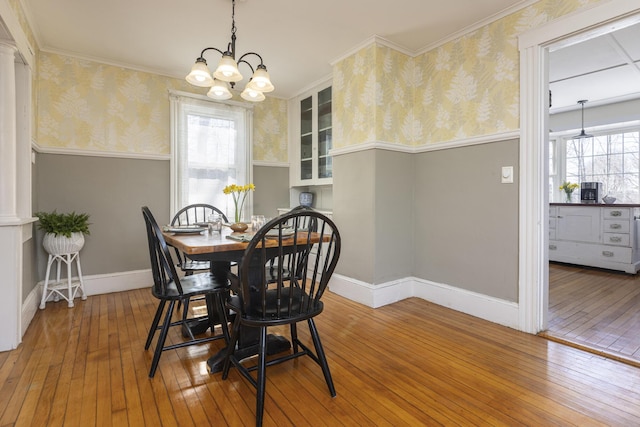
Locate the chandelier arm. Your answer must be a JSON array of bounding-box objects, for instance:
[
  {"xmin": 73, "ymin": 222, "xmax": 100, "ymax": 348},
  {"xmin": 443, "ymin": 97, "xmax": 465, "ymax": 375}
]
[
  {"xmin": 236, "ymin": 52, "xmax": 265, "ymax": 67},
  {"xmin": 236, "ymin": 58, "xmax": 255, "ymax": 75},
  {"xmin": 198, "ymin": 47, "xmax": 225, "ymax": 59}
]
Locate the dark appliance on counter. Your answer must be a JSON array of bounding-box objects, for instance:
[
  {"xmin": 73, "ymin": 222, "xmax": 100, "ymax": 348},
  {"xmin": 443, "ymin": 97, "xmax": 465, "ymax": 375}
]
[{"xmin": 581, "ymin": 182, "xmax": 602, "ymax": 204}]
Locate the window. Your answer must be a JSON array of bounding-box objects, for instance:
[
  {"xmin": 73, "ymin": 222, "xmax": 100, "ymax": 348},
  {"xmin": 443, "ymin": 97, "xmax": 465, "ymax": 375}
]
[
  {"xmin": 550, "ymin": 126, "xmax": 640, "ymax": 203},
  {"xmin": 170, "ymin": 93, "xmax": 252, "ymax": 219}
]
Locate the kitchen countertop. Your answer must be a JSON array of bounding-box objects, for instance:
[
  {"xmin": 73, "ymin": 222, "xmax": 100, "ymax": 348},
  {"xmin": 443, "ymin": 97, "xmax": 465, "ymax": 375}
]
[{"xmin": 550, "ymin": 203, "xmax": 640, "ymax": 207}]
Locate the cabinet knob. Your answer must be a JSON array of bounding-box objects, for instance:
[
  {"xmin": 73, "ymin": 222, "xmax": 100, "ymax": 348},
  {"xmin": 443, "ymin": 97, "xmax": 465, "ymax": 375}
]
[
  {"xmin": 602, "ymin": 251, "xmax": 614, "ymax": 257},
  {"xmin": 609, "ymin": 224, "xmax": 622, "ymax": 229},
  {"xmin": 609, "ymin": 236, "xmax": 622, "ymax": 242},
  {"xmin": 611, "ymin": 211, "xmax": 622, "ymax": 217},
  {"xmin": 549, "ymin": 244, "xmax": 557, "ymax": 250}
]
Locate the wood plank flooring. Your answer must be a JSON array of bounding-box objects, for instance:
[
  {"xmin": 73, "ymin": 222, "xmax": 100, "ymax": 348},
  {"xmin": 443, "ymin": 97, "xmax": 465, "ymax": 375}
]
[
  {"xmin": 2, "ymin": 287, "xmax": 640, "ymax": 426},
  {"xmin": 544, "ymin": 262, "xmax": 640, "ymax": 367}
]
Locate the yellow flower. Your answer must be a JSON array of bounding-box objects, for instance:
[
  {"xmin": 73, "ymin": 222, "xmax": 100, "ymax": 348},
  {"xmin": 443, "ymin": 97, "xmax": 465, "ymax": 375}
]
[
  {"xmin": 559, "ymin": 181, "xmax": 579, "ymax": 193},
  {"xmin": 223, "ymin": 183, "xmax": 255, "ymax": 223}
]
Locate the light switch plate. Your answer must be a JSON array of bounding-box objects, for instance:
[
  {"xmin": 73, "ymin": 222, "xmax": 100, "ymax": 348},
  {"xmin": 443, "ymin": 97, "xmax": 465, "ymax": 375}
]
[{"xmin": 501, "ymin": 166, "xmax": 513, "ymax": 184}]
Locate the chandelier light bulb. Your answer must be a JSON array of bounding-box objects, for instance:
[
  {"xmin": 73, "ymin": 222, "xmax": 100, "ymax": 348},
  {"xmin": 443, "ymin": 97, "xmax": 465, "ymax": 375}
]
[
  {"xmin": 185, "ymin": 58, "xmax": 214, "ymax": 87},
  {"xmin": 207, "ymin": 79, "xmax": 232, "ymax": 100},
  {"xmin": 241, "ymin": 86, "xmax": 266, "ymax": 102},
  {"xmin": 246, "ymin": 66, "xmax": 274, "ymax": 93}
]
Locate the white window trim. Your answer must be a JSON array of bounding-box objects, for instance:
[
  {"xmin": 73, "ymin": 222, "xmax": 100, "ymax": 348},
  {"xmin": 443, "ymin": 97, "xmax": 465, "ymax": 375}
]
[{"xmin": 169, "ymin": 90, "xmax": 254, "ymax": 217}]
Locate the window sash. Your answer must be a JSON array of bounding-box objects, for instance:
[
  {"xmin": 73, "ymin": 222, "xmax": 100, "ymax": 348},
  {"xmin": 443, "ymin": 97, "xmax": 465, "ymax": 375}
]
[
  {"xmin": 170, "ymin": 93, "xmax": 252, "ymax": 220},
  {"xmin": 552, "ymin": 126, "xmax": 640, "ymax": 203}
]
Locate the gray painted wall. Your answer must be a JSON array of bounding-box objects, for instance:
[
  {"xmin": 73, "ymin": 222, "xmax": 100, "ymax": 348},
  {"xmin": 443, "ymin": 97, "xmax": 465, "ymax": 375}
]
[
  {"xmin": 34, "ymin": 153, "xmax": 170, "ymax": 282},
  {"xmin": 333, "ymin": 140, "xmax": 518, "ymax": 302},
  {"xmin": 332, "ymin": 150, "xmax": 376, "ymax": 283},
  {"xmin": 414, "ymin": 139, "xmax": 519, "ymax": 302},
  {"xmin": 253, "ymin": 165, "xmax": 290, "ymax": 218},
  {"xmin": 31, "ymin": 155, "xmax": 290, "ymax": 292},
  {"xmin": 332, "ymin": 149, "xmax": 414, "ymax": 284}
]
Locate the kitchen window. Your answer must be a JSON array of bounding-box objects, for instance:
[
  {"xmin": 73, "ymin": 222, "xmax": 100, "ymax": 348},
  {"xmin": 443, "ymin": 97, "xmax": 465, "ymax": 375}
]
[
  {"xmin": 550, "ymin": 125, "xmax": 640, "ymax": 203},
  {"xmin": 170, "ymin": 92, "xmax": 252, "ymax": 218}
]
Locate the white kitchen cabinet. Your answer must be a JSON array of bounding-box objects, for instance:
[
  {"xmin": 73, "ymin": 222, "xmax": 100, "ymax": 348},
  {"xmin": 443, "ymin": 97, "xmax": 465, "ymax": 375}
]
[
  {"xmin": 549, "ymin": 204, "xmax": 640, "ymax": 274},
  {"xmin": 289, "ymin": 79, "xmax": 332, "ymax": 187}
]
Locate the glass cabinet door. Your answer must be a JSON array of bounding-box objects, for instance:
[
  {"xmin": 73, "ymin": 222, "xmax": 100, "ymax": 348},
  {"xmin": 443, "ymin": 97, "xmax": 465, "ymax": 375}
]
[
  {"xmin": 300, "ymin": 96, "xmax": 313, "ymax": 180},
  {"xmin": 317, "ymin": 86, "xmax": 332, "ymax": 179},
  {"xmin": 297, "ymin": 85, "xmax": 332, "ymax": 184}
]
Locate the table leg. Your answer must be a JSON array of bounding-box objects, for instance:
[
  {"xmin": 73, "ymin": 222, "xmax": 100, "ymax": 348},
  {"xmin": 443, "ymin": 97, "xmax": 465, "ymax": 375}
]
[{"xmin": 207, "ymin": 256, "xmax": 291, "ymax": 374}]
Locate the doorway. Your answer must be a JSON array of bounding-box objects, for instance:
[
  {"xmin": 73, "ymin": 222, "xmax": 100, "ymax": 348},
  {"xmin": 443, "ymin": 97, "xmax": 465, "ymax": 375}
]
[{"xmin": 517, "ymin": 1, "xmax": 640, "ymax": 336}]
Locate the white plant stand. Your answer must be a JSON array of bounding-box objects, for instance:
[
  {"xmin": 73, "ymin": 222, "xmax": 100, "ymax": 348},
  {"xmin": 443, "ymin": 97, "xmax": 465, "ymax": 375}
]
[{"xmin": 39, "ymin": 251, "xmax": 87, "ymax": 309}]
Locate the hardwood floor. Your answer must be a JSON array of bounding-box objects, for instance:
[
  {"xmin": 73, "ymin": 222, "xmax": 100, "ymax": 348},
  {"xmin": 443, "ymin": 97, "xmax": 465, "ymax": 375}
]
[
  {"xmin": 2, "ymin": 287, "xmax": 640, "ymax": 426},
  {"xmin": 544, "ymin": 262, "xmax": 640, "ymax": 367}
]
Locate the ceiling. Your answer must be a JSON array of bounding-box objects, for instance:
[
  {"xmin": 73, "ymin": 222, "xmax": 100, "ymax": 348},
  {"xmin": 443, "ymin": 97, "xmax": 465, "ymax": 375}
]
[
  {"xmin": 20, "ymin": 0, "xmax": 529, "ymax": 99},
  {"xmin": 549, "ymin": 21, "xmax": 640, "ymax": 113},
  {"xmin": 13, "ymin": 0, "xmax": 640, "ymax": 109}
]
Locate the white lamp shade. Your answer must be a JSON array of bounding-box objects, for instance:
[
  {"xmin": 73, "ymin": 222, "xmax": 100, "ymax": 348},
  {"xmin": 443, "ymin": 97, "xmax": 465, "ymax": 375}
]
[
  {"xmin": 213, "ymin": 54, "xmax": 243, "ymax": 83},
  {"xmin": 241, "ymin": 86, "xmax": 266, "ymax": 102},
  {"xmin": 207, "ymin": 79, "xmax": 233, "ymax": 100},
  {"xmin": 245, "ymin": 67, "xmax": 274, "ymax": 93},
  {"xmin": 185, "ymin": 60, "xmax": 214, "ymax": 87}
]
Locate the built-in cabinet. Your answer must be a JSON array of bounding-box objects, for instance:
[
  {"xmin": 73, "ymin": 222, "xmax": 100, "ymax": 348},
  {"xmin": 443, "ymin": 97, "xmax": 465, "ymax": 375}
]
[
  {"xmin": 289, "ymin": 79, "xmax": 332, "ymax": 187},
  {"xmin": 549, "ymin": 204, "xmax": 640, "ymax": 273}
]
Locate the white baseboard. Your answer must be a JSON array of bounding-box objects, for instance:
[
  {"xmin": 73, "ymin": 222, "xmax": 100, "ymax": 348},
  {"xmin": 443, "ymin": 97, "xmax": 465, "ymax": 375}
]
[
  {"xmin": 22, "ymin": 269, "xmax": 520, "ymax": 341},
  {"xmin": 22, "ymin": 269, "xmax": 152, "ymax": 338},
  {"xmin": 329, "ymin": 274, "xmax": 520, "ymax": 330}
]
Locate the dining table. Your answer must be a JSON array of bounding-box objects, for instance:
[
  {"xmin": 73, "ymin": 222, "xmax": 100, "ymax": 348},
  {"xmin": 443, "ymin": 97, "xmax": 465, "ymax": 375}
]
[{"xmin": 162, "ymin": 224, "xmax": 320, "ymax": 373}]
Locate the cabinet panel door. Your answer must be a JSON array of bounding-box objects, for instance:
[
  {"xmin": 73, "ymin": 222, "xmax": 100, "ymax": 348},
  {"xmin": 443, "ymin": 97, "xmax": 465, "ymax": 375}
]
[{"xmin": 557, "ymin": 207, "xmax": 601, "ymax": 243}]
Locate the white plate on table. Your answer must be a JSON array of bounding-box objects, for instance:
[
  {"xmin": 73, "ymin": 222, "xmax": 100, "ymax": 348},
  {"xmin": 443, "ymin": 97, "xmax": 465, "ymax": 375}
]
[
  {"xmin": 163, "ymin": 225, "xmax": 206, "ymax": 234},
  {"xmin": 265, "ymin": 228, "xmax": 295, "ymax": 239}
]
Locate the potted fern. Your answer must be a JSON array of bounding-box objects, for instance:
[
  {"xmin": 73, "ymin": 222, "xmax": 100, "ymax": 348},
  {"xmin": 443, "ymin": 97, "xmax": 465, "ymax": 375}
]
[{"xmin": 35, "ymin": 211, "xmax": 91, "ymax": 255}]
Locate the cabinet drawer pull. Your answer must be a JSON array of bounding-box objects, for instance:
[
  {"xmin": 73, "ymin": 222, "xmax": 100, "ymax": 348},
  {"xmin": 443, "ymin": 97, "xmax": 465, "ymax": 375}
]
[
  {"xmin": 609, "ymin": 236, "xmax": 622, "ymax": 242},
  {"xmin": 549, "ymin": 244, "xmax": 557, "ymax": 250},
  {"xmin": 609, "ymin": 224, "xmax": 622, "ymax": 229},
  {"xmin": 610, "ymin": 210, "xmax": 622, "ymax": 217},
  {"xmin": 602, "ymin": 251, "xmax": 615, "ymax": 257}
]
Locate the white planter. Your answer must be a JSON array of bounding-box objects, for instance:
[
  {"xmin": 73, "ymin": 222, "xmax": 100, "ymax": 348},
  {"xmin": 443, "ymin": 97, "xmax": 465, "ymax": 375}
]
[{"xmin": 43, "ymin": 232, "xmax": 85, "ymax": 255}]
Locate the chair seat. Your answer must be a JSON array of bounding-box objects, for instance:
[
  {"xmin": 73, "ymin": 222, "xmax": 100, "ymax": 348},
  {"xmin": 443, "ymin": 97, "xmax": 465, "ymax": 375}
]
[
  {"xmin": 227, "ymin": 287, "xmax": 323, "ymax": 325},
  {"xmin": 152, "ymin": 273, "xmax": 229, "ymax": 300}
]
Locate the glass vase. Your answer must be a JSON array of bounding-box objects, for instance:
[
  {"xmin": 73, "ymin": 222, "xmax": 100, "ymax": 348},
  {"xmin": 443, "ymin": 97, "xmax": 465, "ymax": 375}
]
[{"xmin": 565, "ymin": 192, "xmax": 573, "ymax": 203}]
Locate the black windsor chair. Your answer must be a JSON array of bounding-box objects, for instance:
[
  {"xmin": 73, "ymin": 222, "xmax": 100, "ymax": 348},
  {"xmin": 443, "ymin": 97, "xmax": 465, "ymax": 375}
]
[
  {"xmin": 171, "ymin": 203, "xmax": 228, "ymax": 275},
  {"xmin": 142, "ymin": 206, "xmax": 230, "ymax": 378},
  {"xmin": 222, "ymin": 209, "xmax": 341, "ymax": 427}
]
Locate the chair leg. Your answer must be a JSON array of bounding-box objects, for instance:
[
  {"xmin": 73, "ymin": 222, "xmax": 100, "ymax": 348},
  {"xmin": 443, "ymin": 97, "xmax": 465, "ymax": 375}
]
[
  {"xmin": 256, "ymin": 326, "xmax": 268, "ymax": 427},
  {"xmin": 308, "ymin": 318, "xmax": 336, "ymax": 397},
  {"xmin": 290, "ymin": 323, "xmax": 299, "ymax": 353},
  {"xmin": 149, "ymin": 300, "xmax": 176, "ymax": 378},
  {"xmin": 214, "ymin": 293, "xmax": 230, "ymax": 342},
  {"xmin": 145, "ymin": 300, "xmax": 166, "ymax": 350},
  {"xmin": 222, "ymin": 315, "xmax": 241, "ymax": 379}
]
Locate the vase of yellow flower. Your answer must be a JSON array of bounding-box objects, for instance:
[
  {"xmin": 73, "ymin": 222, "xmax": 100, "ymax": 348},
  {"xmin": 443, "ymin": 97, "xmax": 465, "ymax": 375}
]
[
  {"xmin": 559, "ymin": 181, "xmax": 579, "ymax": 203},
  {"xmin": 223, "ymin": 183, "xmax": 255, "ymax": 231}
]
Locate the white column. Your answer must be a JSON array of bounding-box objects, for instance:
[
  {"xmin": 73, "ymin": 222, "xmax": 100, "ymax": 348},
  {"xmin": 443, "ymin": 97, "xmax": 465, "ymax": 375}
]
[
  {"xmin": 0, "ymin": 42, "xmax": 21, "ymax": 350},
  {"xmin": 0, "ymin": 42, "xmax": 17, "ymax": 220}
]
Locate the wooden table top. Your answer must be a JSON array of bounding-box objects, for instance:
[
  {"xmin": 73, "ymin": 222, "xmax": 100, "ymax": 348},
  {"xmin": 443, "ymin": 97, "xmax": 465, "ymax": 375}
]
[{"xmin": 162, "ymin": 227, "xmax": 321, "ymax": 256}]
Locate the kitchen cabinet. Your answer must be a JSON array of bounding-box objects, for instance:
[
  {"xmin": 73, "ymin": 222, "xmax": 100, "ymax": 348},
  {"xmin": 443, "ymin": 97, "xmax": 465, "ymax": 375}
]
[
  {"xmin": 549, "ymin": 204, "xmax": 640, "ymax": 274},
  {"xmin": 289, "ymin": 79, "xmax": 332, "ymax": 186}
]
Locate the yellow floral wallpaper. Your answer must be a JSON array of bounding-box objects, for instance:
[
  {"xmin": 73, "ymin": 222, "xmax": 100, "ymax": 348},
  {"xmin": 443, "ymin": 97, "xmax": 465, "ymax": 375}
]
[
  {"xmin": 334, "ymin": 0, "xmax": 605, "ymax": 148},
  {"xmin": 253, "ymin": 96, "xmax": 288, "ymax": 162},
  {"xmin": 36, "ymin": 52, "xmax": 288, "ymax": 161}
]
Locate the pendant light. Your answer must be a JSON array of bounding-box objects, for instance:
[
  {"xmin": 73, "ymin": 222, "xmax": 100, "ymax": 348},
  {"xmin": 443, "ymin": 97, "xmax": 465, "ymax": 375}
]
[
  {"xmin": 185, "ymin": 0, "xmax": 274, "ymax": 102},
  {"xmin": 572, "ymin": 100, "xmax": 593, "ymax": 139}
]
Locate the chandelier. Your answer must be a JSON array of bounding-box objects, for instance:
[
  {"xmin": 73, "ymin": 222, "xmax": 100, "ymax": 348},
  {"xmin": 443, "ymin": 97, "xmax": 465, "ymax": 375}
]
[{"xmin": 185, "ymin": 0, "xmax": 274, "ymax": 102}]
